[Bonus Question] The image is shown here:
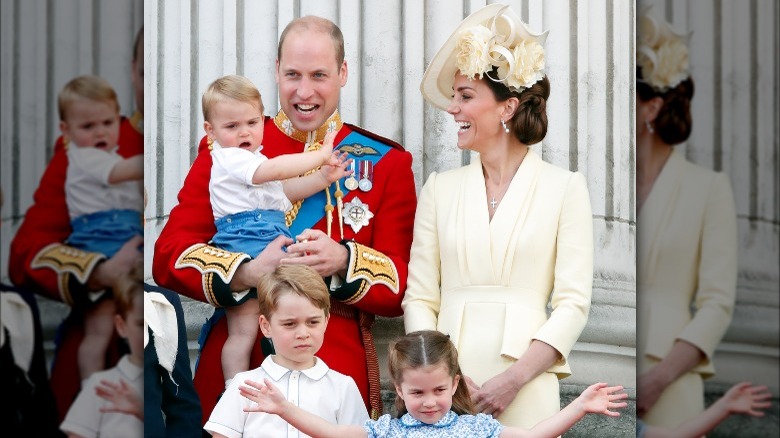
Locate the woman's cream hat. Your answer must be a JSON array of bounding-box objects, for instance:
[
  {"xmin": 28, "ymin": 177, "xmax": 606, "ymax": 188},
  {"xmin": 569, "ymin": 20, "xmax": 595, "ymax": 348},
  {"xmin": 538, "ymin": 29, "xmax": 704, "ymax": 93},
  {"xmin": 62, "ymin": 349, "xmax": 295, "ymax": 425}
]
[{"xmin": 420, "ymin": 3, "xmax": 549, "ymax": 110}]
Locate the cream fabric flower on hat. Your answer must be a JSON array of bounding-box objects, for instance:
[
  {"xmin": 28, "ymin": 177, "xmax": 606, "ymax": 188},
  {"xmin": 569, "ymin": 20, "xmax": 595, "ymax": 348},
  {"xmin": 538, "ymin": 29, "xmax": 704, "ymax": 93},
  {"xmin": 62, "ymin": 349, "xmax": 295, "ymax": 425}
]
[
  {"xmin": 420, "ymin": 4, "xmax": 548, "ymax": 110},
  {"xmin": 637, "ymin": 8, "xmax": 690, "ymax": 92},
  {"xmin": 456, "ymin": 25, "xmax": 494, "ymax": 80},
  {"xmin": 499, "ymin": 39, "xmax": 546, "ymax": 90},
  {"xmin": 453, "ymin": 6, "xmax": 546, "ymax": 92}
]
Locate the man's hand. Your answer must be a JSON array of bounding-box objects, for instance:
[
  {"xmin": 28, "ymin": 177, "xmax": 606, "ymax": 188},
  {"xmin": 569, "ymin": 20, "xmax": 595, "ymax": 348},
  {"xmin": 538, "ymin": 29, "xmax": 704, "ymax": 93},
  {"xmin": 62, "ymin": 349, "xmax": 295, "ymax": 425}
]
[
  {"xmin": 282, "ymin": 229, "xmax": 348, "ymax": 278},
  {"xmin": 232, "ymin": 235, "xmax": 293, "ymax": 291},
  {"xmin": 87, "ymin": 235, "xmax": 143, "ymax": 291}
]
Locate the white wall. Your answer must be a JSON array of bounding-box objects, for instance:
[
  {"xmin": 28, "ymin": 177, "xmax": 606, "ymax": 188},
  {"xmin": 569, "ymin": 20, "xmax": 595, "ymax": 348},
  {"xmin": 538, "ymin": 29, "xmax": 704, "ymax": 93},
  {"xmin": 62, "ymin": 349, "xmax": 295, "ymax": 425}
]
[
  {"xmin": 143, "ymin": 0, "xmax": 637, "ymax": 391},
  {"xmin": 641, "ymin": 0, "xmax": 779, "ymax": 393}
]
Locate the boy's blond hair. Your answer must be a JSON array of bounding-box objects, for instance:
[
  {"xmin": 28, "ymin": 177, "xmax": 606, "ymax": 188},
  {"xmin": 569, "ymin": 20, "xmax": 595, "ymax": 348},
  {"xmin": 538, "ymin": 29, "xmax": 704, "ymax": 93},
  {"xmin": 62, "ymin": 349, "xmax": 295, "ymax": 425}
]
[
  {"xmin": 257, "ymin": 265, "xmax": 330, "ymax": 318},
  {"xmin": 112, "ymin": 261, "xmax": 143, "ymax": 318},
  {"xmin": 58, "ymin": 75, "xmax": 120, "ymax": 121},
  {"xmin": 202, "ymin": 75, "xmax": 264, "ymax": 122}
]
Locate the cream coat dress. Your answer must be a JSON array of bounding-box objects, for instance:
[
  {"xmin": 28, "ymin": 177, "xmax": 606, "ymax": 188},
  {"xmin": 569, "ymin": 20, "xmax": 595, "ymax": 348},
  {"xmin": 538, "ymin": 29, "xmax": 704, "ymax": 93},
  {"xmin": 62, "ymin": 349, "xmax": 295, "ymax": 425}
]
[
  {"xmin": 638, "ymin": 150, "xmax": 737, "ymax": 428},
  {"xmin": 403, "ymin": 150, "xmax": 593, "ymax": 428}
]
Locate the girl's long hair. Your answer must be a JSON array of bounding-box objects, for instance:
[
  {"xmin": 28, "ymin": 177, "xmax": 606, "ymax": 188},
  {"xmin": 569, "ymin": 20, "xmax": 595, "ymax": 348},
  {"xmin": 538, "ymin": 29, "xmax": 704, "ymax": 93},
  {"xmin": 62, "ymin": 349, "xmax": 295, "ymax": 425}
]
[{"xmin": 388, "ymin": 330, "xmax": 476, "ymax": 417}]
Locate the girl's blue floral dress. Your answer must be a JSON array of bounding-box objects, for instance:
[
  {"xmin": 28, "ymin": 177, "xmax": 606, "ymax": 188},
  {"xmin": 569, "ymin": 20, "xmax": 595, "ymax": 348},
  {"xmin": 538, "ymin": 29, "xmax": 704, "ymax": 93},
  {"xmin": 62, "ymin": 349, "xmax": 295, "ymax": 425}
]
[{"xmin": 364, "ymin": 411, "xmax": 504, "ymax": 437}]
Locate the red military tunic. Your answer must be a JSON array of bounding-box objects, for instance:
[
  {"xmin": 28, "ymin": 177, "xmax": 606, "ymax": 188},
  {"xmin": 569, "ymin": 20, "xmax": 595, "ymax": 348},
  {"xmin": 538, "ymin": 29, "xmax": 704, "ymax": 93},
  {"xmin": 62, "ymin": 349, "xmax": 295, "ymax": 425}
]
[
  {"xmin": 153, "ymin": 111, "xmax": 417, "ymax": 423},
  {"xmin": 8, "ymin": 114, "xmax": 144, "ymax": 420}
]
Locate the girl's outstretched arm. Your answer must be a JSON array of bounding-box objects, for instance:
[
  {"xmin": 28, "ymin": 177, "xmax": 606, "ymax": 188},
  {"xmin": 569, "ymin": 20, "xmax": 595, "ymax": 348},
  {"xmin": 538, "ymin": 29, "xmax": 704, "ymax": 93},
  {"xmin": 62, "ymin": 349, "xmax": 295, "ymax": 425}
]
[
  {"xmin": 643, "ymin": 382, "xmax": 772, "ymax": 438},
  {"xmin": 240, "ymin": 378, "xmax": 368, "ymax": 438},
  {"xmin": 501, "ymin": 383, "xmax": 628, "ymax": 438}
]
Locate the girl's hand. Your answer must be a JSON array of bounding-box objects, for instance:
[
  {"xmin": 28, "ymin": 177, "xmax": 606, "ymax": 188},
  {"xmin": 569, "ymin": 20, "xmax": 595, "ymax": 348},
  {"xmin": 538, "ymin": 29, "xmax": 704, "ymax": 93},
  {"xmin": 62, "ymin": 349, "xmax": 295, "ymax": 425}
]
[
  {"xmin": 721, "ymin": 382, "xmax": 773, "ymax": 417},
  {"xmin": 96, "ymin": 378, "xmax": 143, "ymax": 419},
  {"xmin": 240, "ymin": 378, "xmax": 288, "ymax": 415},
  {"xmin": 577, "ymin": 382, "xmax": 628, "ymax": 417}
]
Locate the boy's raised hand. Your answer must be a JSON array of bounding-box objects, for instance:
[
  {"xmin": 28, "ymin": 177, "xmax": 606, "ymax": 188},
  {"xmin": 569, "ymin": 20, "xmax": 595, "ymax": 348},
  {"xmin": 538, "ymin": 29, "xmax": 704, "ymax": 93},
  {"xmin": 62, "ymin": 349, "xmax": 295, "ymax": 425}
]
[
  {"xmin": 721, "ymin": 382, "xmax": 773, "ymax": 417},
  {"xmin": 96, "ymin": 378, "xmax": 142, "ymax": 419},
  {"xmin": 578, "ymin": 383, "xmax": 628, "ymax": 417},
  {"xmin": 240, "ymin": 378, "xmax": 288, "ymax": 415}
]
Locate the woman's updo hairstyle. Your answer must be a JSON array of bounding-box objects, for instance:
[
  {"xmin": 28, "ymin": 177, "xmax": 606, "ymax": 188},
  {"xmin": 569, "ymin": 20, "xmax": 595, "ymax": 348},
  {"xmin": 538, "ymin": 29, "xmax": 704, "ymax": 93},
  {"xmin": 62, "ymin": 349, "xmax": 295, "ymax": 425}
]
[
  {"xmin": 485, "ymin": 68, "xmax": 549, "ymax": 145},
  {"xmin": 637, "ymin": 67, "xmax": 694, "ymax": 145}
]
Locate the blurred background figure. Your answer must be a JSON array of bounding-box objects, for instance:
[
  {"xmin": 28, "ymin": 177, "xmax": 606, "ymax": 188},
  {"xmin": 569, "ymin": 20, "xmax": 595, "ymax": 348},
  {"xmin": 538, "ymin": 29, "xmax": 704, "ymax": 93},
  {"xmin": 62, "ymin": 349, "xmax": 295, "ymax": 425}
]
[
  {"xmin": 0, "ymin": 0, "xmax": 143, "ymax": 424},
  {"xmin": 1, "ymin": 188, "xmax": 61, "ymax": 436},
  {"xmin": 636, "ymin": 2, "xmax": 778, "ymax": 436}
]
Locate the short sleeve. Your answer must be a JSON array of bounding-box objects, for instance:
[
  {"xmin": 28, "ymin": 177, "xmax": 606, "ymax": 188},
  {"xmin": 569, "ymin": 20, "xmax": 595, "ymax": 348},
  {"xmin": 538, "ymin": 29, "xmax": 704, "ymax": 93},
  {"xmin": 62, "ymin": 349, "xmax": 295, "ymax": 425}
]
[
  {"xmin": 471, "ymin": 413, "xmax": 504, "ymax": 437},
  {"xmin": 203, "ymin": 377, "xmax": 247, "ymax": 438},
  {"xmin": 60, "ymin": 375, "xmax": 102, "ymax": 438},
  {"xmin": 337, "ymin": 376, "xmax": 370, "ymax": 425},
  {"xmin": 68, "ymin": 147, "xmax": 123, "ymax": 184},
  {"xmin": 212, "ymin": 147, "xmax": 267, "ymax": 186},
  {"xmin": 363, "ymin": 414, "xmax": 393, "ymax": 438}
]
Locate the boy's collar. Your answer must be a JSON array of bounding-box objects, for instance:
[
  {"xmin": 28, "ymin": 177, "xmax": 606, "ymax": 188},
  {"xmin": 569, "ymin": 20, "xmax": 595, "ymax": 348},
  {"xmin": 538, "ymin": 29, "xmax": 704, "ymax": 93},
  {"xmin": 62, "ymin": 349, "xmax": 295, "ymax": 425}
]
[
  {"xmin": 117, "ymin": 355, "xmax": 143, "ymax": 380},
  {"xmin": 261, "ymin": 355, "xmax": 329, "ymax": 381},
  {"xmin": 273, "ymin": 109, "xmax": 343, "ymax": 144}
]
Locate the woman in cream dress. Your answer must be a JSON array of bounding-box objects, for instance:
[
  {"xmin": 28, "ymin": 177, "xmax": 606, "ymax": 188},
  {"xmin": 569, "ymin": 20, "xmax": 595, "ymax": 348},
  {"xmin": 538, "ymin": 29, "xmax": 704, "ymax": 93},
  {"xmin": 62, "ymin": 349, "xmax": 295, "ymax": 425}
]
[
  {"xmin": 402, "ymin": 4, "xmax": 593, "ymax": 429},
  {"xmin": 635, "ymin": 10, "xmax": 737, "ymax": 429}
]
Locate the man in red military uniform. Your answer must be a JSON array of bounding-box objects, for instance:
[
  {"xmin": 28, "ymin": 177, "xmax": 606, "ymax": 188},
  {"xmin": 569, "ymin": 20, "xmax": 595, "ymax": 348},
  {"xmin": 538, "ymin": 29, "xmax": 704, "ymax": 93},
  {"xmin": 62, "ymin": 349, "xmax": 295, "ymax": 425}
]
[
  {"xmin": 8, "ymin": 29, "xmax": 145, "ymax": 421},
  {"xmin": 153, "ymin": 16, "xmax": 416, "ymax": 423}
]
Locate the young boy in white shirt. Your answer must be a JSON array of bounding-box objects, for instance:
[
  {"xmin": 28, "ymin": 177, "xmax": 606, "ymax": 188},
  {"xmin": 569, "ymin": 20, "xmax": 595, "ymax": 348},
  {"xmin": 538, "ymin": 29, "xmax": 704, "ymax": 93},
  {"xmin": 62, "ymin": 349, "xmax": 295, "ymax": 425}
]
[
  {"xmin": 60, "ymin": 266, "xmax": 144, "ymax": 438},
  {"xmin": 205, "ymin": 265, "xmax": 369, "ymax": 438}
]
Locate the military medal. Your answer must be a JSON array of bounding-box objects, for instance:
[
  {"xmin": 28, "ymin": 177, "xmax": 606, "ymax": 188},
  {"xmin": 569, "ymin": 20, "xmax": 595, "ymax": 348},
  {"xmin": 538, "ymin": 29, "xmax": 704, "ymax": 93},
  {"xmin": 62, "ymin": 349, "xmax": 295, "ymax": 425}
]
[
  {"xmin": 344, "ymin": 160, "xmax": 358, "ymax": 191},
  {"xmin": 358, "ymin": 160, "xmax": 373, "ymax": 192},
  {"xmin": 342, "ymin": 196, "xmax": 374, "ymax": 234}
]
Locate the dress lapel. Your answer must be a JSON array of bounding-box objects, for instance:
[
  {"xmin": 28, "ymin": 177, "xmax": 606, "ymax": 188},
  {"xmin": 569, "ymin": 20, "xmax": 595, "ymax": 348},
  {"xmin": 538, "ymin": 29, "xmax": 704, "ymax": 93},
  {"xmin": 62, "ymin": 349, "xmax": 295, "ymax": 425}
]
[
  {"xmin": 491, "ymin": 150, "xmax": 541, "ymax": 284},
  {"xmin": 638, "ymin": 150, "xmax": 684, "ymax": 287}
]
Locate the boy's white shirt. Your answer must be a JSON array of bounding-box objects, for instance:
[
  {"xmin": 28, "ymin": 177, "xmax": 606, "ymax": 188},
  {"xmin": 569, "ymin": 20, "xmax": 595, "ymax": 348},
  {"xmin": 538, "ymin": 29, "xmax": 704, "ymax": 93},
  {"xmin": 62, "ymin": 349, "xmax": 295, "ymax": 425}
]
[
  {"xmin": 60, "ymin": 355, "xmax": 143, "ymax": 438},
  {"xmin": 65, "ymin": 145, "xmax": 143, "ymax": 218},
  {"xmin": 209, "ymin": 141, "xmax": 293, "ymax": 220},
  {"xmin": 205, "ymin": 355, "xmax": 369, "ymax": 438}
]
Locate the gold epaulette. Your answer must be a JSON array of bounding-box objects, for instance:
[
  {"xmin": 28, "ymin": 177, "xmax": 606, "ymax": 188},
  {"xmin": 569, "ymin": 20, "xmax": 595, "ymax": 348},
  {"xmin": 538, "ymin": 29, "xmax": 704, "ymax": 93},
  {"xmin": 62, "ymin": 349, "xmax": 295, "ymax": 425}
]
[
  {"xmin": 343, "ymin": 241, "xmax": 399, "ymax": 304},
  {"xmin": 174, "ymin": 243, "xmax": 250, "ymax": 284},
  {"xmin": 31, "ymin": 243, "xmax": 106, "ymax": 285}
]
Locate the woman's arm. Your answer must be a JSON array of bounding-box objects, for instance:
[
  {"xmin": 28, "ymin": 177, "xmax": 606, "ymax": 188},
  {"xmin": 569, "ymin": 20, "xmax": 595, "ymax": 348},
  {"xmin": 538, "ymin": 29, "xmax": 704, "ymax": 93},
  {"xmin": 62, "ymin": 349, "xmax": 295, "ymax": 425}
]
[
  {"xmin": 637, "ymin": 340, "xmax": 705, "ymax": 416},
  {"xmin": 240, "ymin": 379, "xmax": 367, "ymax": 438},
  {"xmin": 401, "ymin": 173, "xmax": 442, "ymax": 333}
]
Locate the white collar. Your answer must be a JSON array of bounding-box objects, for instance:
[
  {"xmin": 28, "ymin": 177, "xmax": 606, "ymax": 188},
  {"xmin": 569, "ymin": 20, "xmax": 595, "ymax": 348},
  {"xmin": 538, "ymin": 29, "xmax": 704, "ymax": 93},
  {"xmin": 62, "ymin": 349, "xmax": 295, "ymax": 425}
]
[{"xmin": 261, "ymin": 355, "xmax": 329, "ymax": 381}]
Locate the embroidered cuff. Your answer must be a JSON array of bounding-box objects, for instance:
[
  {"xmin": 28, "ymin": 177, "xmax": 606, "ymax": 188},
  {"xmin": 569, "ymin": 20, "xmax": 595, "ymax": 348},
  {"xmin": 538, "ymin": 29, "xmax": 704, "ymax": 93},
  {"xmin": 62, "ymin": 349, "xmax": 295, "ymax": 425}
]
[
  {"xmin": 330, "ymin": 241, "xmax": 399, "ymax": 304},
  {"xmin": 31, "ymin": 243, "xmax": 106, "ymax": 305},
  {"xmin": 174, "ymin": 244, "xmax": 253, "ymax": 307}
]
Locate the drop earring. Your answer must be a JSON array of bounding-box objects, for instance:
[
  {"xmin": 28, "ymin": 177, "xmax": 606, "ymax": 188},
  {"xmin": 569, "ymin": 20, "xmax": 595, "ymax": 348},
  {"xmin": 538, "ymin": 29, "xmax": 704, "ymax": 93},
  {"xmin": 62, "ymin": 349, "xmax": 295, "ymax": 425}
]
[
  {"xmin": 645, "ymin": 120, "xmax": 654, "ymax": 134},
  {"xmin": 501, "ymin": 119, "xmax": 510, "ymax": 134}
]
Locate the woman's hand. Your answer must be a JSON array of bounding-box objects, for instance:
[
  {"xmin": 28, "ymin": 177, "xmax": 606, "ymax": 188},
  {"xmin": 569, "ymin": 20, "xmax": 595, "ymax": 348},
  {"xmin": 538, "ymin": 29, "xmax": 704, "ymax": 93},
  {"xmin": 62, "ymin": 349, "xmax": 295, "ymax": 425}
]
[
  {"xmin": 96, "ymin": 378, "xmax": 143, "ymax": 420},
  {"xmin": 472, "ymin": 370, "xmax": 524, "ymax": 418},
  {"xmin": 576, "ymin": 383, "xmax": 628, "ymax": 416}
]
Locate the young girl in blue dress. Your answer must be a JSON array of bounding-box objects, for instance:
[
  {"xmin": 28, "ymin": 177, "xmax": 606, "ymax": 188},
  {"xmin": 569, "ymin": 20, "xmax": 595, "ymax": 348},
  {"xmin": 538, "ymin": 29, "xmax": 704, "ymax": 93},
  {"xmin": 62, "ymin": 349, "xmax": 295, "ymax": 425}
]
[{"xmin": 238, "ymin": 330, "xmax": 628, "ymax": 437}]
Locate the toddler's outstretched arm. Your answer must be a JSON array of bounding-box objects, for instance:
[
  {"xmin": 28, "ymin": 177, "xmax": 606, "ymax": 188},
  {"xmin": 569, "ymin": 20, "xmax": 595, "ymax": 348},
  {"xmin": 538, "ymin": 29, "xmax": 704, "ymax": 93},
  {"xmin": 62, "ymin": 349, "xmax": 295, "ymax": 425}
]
[
  {"xmin": 108, "ymin": 154, "xmax": 143, "ymax": 184},
  {"xmin": 501, "ymin": 383, "xmax": 628, "ymax": 438},
  {"xmin": 240, "ymin": 378, "xmax": 367, "ymax": 438}
]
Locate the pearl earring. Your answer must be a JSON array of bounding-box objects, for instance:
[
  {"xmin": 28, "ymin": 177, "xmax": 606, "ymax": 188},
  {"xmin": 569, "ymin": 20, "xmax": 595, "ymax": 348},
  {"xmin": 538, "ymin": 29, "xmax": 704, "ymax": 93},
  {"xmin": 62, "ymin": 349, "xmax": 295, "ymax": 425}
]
[
  {"xmin": 645, "ymin": 120, "xmax": 654, "ymax": 134},
  {"xmin": 501, "ymin": 119, "xmax": 510, "ymax": 134}
]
